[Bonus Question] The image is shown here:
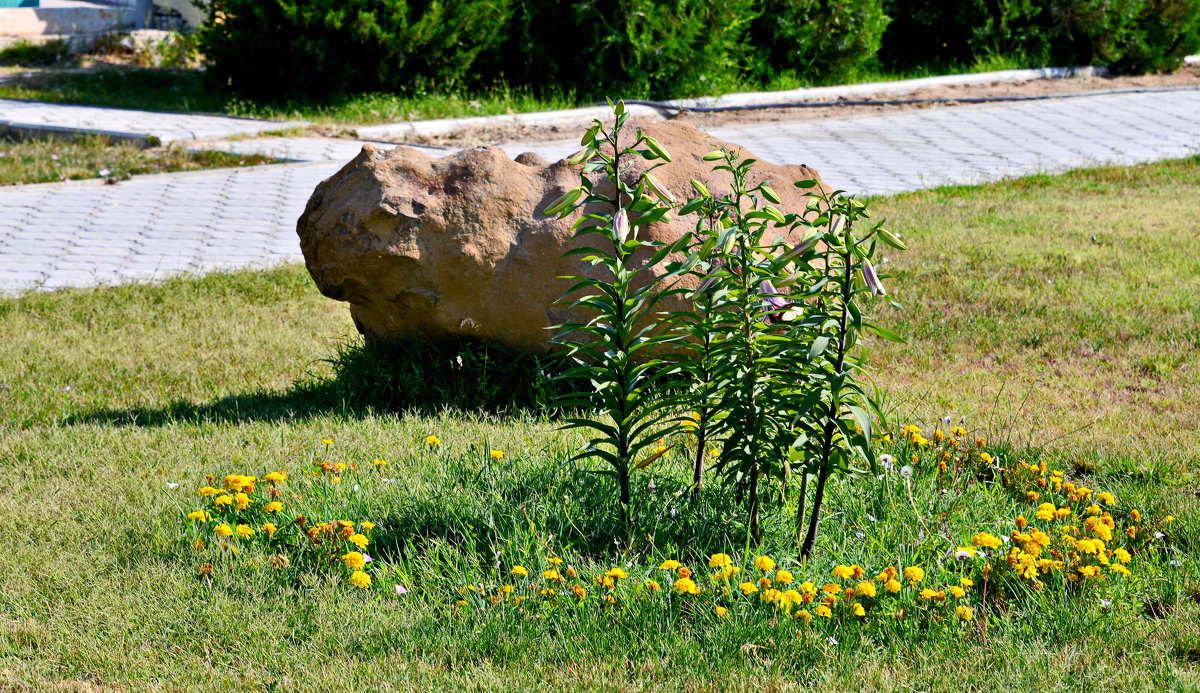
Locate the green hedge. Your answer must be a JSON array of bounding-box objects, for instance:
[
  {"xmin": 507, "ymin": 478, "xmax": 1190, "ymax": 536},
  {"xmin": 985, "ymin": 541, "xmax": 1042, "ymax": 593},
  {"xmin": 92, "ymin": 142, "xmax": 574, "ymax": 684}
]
[
  {"xmin": 881, "ymin": 0, "xmax": 1200, "ymax": 73},
  {"xmin": 198, "ymin": 0, "xmax": 515, "ymax": 97},
  {"xmin": 751, "ymin": 0, "xmax": 890, "ymax": 84},
  {"xmin": 198, "ymin": 0, "xmax": 1200, "ymax": 101}
]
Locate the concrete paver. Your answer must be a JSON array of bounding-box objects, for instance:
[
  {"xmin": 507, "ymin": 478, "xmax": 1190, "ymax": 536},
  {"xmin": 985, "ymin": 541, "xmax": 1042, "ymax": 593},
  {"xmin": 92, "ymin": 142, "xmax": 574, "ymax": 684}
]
[
  {"xmin": 0, "ymin": 98, "xmax": 302, "ymax": 143},
  {"xmin": 1, "ymin": 88, "xmax": 1198, "ymax": 295}
]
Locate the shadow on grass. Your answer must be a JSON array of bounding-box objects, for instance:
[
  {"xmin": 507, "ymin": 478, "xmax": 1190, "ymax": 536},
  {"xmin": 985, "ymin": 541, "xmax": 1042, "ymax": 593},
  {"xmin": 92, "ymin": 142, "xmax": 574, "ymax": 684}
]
[{"xmin": 67, "ymin": 338, "xmax": 569, "ymax": 427}]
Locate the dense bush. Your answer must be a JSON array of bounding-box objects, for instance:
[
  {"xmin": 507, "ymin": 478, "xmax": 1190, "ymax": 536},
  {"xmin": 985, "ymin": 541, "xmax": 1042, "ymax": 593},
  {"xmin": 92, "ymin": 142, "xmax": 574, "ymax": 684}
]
[
  {"xmin": 750, "ymin": 0, "xmax": 890, "ymax": 84},
  {"xmin": 881, "ymin": 0, "xmax": 1200, "ymax": 72},
  {"xmin": 199, "ymin": 0, "xmax": 1200, "ymax": 101},
  {"xmin": 198, "ymin": 0, "xmax": 515, "ymax": 99}
]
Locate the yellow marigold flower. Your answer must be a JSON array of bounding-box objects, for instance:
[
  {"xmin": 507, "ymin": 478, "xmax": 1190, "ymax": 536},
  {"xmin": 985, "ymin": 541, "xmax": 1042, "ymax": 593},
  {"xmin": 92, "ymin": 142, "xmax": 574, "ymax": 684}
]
[
  {"xmin": 673, "ymin": 577, "xmax": 701, "ymax": 595},
  {"xmin": 425, "ymin": 435, "xmax": 441, "ymax": 446},
  {"xmin": 754, "ymin": 556, "xmax": 776, "ymax": 572},
  {"xmin": 708, "ymin": 553, "xmax": 733, "ymax": 568},
  {"xmin": 262, "ymin": 522, "xmax": 277, "ymax": 536},
  {"xmin": 885, "ymin": 578, "xmax": 902, "ymax": 593},
  {"xmin": 715, "ymin": 606, "xmax": 729, "ymax": 618},
  {"xmin": 1097, "ymin": 491, "xmax": 1115, "ymax": 505},
  {"xmin": 498, "ymin": 585, "xmax": 514, "ymax": 595},
  {"xmin": 1093, "ymin": 523, "xmax": 1113, "ymax": 542},
  {"xmin": 645, "ymin": 580, "xmax": 660, "ymax": 592},
  {"xmin": 949, "ymin": 586, "xmax": 966, "ymax": 599},
  {"xmin": 955, "ymin": 605, "xmax": 974, "ymax": 621},
  {"xmin": 540, "ymin": 588, "xmax": 556, "ymax": 597},
  {"xmin": 795, "ymin": 609, "xmax": 813, "ymax": 624},
  {"xmin": 1111, "ymin": 564, "xmax": 1131, "ymax": 577},
  {"xmin": 1113, "ymin": 548, "xmax": 1131, "ymax": 564},
  {"xmin": 677, "ymin": 567, "xmax": 692, "ymax": 579},
  {"xmin": 1026, "ymin": 491, "xmax": 1040, "ymax": 501},
  {"xmin": 972, "ymin": 532, "xmax": 1002, "ymax": 550},
  {"xmin": 265, "ymin": 470, "xmax": 286, "ymax": 484},
  {"xmin": 822, "ymin": 583, "xmax": 842, "ymax": 595},
  {"xmin": 901, "ymin": 424, "xmax": 921, "ymax": 437},
  {"xmin": 343, "ymin": 551, "xmax": 366, "ymax": 570},
  {"xmin": 257, "ymin": 501, "xmax": 281, "ymax": 514},
  {"xmin": 919, "ymin": 588, "xmax": 938, "ymax": 600},
  {"xmin": 456, "ymin": 599, "xmax": 468, "ymax": 607},
  {"xmin": 511, "ymin": 566, "xmax": 528, "ymax": 577},
  {"xmin": 775, "ymin": 570, "xmax": 794, "ymax": 584},
  {"xmin": 231, "ymin": 493, "xmax": 250, "ymax": 511},
  {"xmin": 960, "ymin": 577, "xmax": 974, "ymax": 588},
  {"xmin": 904, "ymin": 566, "xmax": 925, "ymax": 583},
  {"xmin": 740, "ymin": 581, "xmax": 759, "ymax": 596},
  {"xmin": 1055, "ymin": 507, "xmax": 1072, "ymax": 520},
  {"xmin": 543, "ymin": 569, "xmax": 562, "ymax": 581},
  {"xmin": 213, "ymin": 494, "xmax": 233, "ymax": 508},
  {"xmin": 214, "ymin": 523, "xmax": 233, "ymax": 537},
  {"xmin": 1166, "ymin": 515, "xmax": 1175, "ymax": 523},
  {"xmin": 814, "ymin": 605, "xmax": 833, "ymax": 618},
  {"xmin": 490, "ymin": 449, "xmax": 505, "ymax": 459},
  {"xmin": 348, "ymin": 533, "xmax": 368, "ymax": 548},
  {"xmin": 979, "ymin": 452, "xmax": 993, "ymax": 464},
  {"xmin": 323, "ymin": 438, "xmax": 333, "ymax": 446},
  {"xmin": 334, "ymin": 462, "xmax": 347, "ymax": 472},
  {"xmin": 372, "ymin": 458, "xmax": 388, "ymax": 467},
  {"xmin": 761, "ymin": 588, "xmax": 781, "ymax": 604},
  {"xmin": 659, "ymin": 560, "xmax": 682, "ymax": 571},
  {"xmin": 1078, "ymin": 566, "xmax": 1100, "ymax": 577},
  {"xmin": 566, "ymin": 567, "xmax": 578, "ymax": 578},
  {"xmin": 976, "ymin": 437, "xmax": 986, "ymax": 447},
  {"xmin": 235, "ymin": 524, "xmax": 254, "ymax": 539},
  {"xmin": 934, "ymin": 429, "xmax": 946, "ymax": 442},
  {"xmin": 856, "ymin": 581, "xmax": 877, "ymax": 598},
  {"xmin": 712, "ymin": 565, "xmax": 739, "ymax": 581},
  {"xmin": 605, "ymin": 568, "xmax": 628, "ymax": 580},
  {"xmin": 349, "ymin": 570, "xmax": 372, "ymax": 588},
  {"xmin": 572, "ymin": 584, "xmax": 587, "ymax": 600},
  {"xmin": 358, "ymin": 522, "xmax": 375, "ymax": 532},
  {"xmin": 197, "ymin": 486, "xmax": 222, "ymax": 497},
  {"xmin": 547, "ymin": 556, "xmax": 563, "ymax": 565},
  {"xmin": 831, "ymin": 565, "xmax": 855, "ymax": 580},
  {"xmin": 186, "ymin": 510, "xmax": 210, "ymax": 522},
  {"xmin": 1035, "ymin": 503, "xmax": 1056, "ymax": 521},
  {"xmin": 852, "ymin": 603, "xmax": 866, "ymax": 617}
]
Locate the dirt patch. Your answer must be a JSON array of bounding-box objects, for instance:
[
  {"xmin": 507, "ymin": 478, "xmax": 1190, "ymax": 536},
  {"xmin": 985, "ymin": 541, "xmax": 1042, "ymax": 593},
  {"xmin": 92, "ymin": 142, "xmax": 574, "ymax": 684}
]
[{"xmin": 405, "ymin": 65, "xmax": 1200, "ymax": 148}]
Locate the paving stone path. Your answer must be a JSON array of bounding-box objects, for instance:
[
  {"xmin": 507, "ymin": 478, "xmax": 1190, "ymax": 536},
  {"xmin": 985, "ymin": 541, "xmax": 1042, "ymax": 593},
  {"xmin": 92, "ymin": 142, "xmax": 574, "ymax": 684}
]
[{"xmin": 2, "ymin": 88, "xmax": 1198, "ymax": 295}]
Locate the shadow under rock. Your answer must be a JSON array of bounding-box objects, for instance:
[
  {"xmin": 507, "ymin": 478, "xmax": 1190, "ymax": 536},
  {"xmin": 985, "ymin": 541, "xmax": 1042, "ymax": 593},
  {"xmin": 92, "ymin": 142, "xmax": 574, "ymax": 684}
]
[{"xmin": 66, "ymin": 337, "xmax": 568, "ymax": 428}]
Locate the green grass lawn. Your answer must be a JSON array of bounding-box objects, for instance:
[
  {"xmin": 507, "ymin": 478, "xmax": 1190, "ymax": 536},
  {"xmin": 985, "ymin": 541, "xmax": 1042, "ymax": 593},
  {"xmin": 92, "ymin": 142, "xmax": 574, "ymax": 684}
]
[
  {"xmin": 0, "ymin": 158, "xmax": 1197, "ymax": 691},
  {"xmin": 0, "ymin": 135, "xmax": 278, "ymax": 185}
]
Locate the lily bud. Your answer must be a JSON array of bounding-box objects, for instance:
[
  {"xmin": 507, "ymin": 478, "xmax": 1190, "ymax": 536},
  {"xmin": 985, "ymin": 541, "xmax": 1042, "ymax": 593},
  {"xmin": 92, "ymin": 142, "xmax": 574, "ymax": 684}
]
[
  {"xmin": 642, "ymin": 136, "xmax": 672, "ymax": 162},
  {"xmin": 613, "ymin": 209, "xmax": 630, "ymax": 244},
  {"xmin": 760, "ymin": 185, "xmax": 781, "ymax": 204},
  {"xmin": 702, "ymin": 151, "xmax": 725, "ymax": 161},
  {"xmin": 861, "ymin": 257, "xmax": 886, "ymax": 296},
  {"xmin": 690, "ymin": 179, "xmax": 710, "ymax": 197},
  {"xmin": 758, "ymin": 279, "xmax": 793, "ymax": 324},
  {"xmin": 566, "ymin": 147, "xmax": 594, "ymax": 166},
  {"xmin": 644, "ymin": 173, "xmax": 675, "ymax": 204},
  {"xmin": 543, "ymin": 187, "xmax": 584, "ymax": 217}
]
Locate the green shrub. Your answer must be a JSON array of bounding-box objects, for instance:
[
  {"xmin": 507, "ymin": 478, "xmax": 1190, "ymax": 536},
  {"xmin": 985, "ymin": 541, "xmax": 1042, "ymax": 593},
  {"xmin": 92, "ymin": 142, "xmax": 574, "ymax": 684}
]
[
  {"xmin": 750, "ymin": 0, "xmax": 891, "ymax": 83},
  {"xmin": 1112, "ymin": 0, "xmax": 1200, "ymax": 72},
  {"xmin": 880, "ymin": 0, "xmax": 1200, "ymax": 73},
  {"xmin": 198, "ymin": 0, "xmax": 515, "ymax": 99}
]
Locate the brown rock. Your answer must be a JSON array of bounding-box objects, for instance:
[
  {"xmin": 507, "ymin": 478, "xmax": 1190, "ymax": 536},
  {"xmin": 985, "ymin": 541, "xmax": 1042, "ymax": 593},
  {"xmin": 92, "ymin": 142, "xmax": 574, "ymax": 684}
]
[{"xmin": 297, "ymin": 120, "xmax": 827, "ymax": 354}]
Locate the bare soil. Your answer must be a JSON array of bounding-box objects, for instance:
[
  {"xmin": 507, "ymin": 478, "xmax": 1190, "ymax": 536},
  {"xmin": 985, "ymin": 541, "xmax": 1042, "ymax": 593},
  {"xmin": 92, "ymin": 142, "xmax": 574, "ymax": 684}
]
[{"xmin": 408, "ymin": 65, "xmax": 1200, "ymax": 148}]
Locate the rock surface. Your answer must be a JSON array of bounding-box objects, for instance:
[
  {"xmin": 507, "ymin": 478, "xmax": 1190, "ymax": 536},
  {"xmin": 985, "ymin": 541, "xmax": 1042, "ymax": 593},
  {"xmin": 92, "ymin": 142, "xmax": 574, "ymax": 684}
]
[{"xmin": 297, "ymin": 120, "xmax": 828, "ymax": 353}]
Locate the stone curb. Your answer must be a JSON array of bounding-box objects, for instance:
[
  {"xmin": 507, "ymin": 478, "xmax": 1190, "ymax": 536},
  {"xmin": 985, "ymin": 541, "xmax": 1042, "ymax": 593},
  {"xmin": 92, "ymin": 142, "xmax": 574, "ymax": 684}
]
[{"xmin": 355, "ymin": 104, "xmax": 665, "ymax": 141}]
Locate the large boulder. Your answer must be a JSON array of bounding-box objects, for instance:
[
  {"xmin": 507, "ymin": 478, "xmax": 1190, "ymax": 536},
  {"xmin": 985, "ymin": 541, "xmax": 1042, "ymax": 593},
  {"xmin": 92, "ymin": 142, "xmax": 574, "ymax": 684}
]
[{"xmin": 297, "ymin": 120, "xmax": 827, "ymax": 354}]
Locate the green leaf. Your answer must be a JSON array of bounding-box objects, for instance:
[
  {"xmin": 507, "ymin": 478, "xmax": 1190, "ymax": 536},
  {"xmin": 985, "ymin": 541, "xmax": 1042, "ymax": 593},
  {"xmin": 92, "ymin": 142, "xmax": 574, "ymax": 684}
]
[{"xmin": 864, "ymin": 322, "xmax": 906, "ymax": 343}]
